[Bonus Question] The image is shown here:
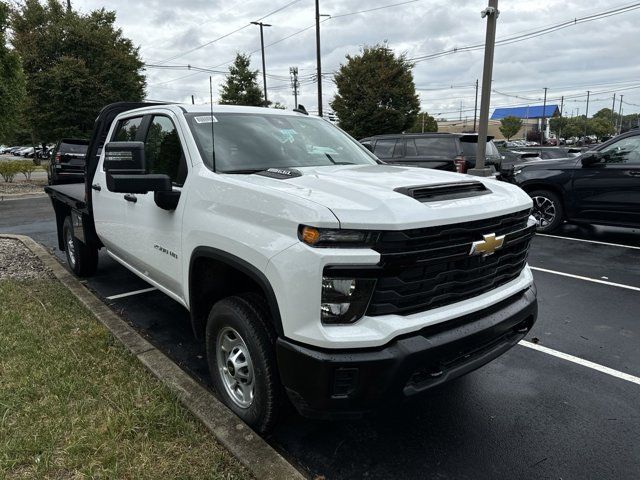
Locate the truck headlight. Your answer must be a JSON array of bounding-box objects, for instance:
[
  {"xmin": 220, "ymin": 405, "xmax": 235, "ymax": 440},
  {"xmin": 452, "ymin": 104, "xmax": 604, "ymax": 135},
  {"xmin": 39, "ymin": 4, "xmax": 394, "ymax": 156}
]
[
  {"xmin": 321, "ymin": 276, "xmax": 376, "ymax": 324},
  {"xmin": 299, "ymin": 225, "xmax": 379, "ymax": 248}
]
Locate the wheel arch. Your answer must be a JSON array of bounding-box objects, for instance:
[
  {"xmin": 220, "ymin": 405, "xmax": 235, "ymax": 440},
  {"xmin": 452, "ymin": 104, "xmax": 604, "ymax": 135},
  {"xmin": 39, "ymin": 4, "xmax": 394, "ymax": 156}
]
[{"xmin": 188, "ymin": 246, "xmax": 284, "ymax": 339}]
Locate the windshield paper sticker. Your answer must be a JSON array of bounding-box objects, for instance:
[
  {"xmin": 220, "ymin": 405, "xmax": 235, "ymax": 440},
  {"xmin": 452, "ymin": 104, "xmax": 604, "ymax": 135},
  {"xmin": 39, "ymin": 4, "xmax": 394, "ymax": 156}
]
[{"xmin": 195, "ymin": 115, "xmax": 218, "ymax": 124}]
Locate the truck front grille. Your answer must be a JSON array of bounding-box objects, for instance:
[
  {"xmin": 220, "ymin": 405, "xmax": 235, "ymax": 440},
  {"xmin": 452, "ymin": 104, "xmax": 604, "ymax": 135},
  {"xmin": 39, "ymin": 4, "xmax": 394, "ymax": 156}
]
[{"xmin": 366, "ymin": 209, "xmax": 534, "ymax": 316}]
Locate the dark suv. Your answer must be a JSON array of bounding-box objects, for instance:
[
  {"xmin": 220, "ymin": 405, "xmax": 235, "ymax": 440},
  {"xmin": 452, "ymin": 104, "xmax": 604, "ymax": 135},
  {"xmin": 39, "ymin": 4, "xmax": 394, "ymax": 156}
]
[
  {"xmin": 501, "ymin": 129, "xmax": 640, "ymax": 232},
  {"xmin": 359, "ymin": 133, "xmax": 502, "ymax": 173},
  {"xmin": 47, "ymin": 139, "xmax": 89, "ymax": 185}
]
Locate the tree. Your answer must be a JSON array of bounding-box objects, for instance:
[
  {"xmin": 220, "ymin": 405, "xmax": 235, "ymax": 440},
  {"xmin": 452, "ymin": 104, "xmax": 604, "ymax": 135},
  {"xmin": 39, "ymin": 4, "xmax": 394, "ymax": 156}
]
[
  {"xmin": 0, "ymin": 2, "xmax": 25, "ymax": 142},
  {"xmin": 407, "ymin": 112, "xmax": 437, "ymax": 133},
  {"xmin": 330, "ymin": 44, "xmax": 420, "ymax": 139},
  {"xmin": 588, "ymin": 116, "xmax": 615, "ymax": 139},
  {"xmin": 499, "ymin": 116, "xmax": 523, "ymax": 140},
  {"xmin": 219, "ymin": 53, "xmax": 264, "ymax": 106},
  {"xmin": 10, "ymin": 0, "xmax": 145, "ymax": 142}
]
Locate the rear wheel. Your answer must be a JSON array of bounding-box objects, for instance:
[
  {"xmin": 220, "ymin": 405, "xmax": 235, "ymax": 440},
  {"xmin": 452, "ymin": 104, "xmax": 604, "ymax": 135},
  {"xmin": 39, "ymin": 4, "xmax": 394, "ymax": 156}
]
[
  {"xmin": 62, "ymin": 216, "xmax": 98, "ymax": 277},
  {"xmin": 206, "ymin": 294, "xmax": 282, "ymax": 433},
  {"xmin": 529, "ymin": 189, "xmax": 564, "ymax": 233}
]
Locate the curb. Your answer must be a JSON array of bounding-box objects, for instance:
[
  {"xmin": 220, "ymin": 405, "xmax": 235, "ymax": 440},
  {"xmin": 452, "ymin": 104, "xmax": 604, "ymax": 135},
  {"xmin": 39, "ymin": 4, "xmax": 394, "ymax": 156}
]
[{"xmin": 1, "ymin": 234, "xmax": 306, "ymax": 480}]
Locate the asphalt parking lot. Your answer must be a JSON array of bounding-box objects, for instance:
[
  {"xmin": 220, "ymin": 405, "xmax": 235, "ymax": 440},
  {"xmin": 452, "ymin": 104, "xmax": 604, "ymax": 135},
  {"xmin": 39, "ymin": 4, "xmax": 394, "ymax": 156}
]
[{"xmin": 2, "ymin": 195, "xmax": 639, "ymax": 479}]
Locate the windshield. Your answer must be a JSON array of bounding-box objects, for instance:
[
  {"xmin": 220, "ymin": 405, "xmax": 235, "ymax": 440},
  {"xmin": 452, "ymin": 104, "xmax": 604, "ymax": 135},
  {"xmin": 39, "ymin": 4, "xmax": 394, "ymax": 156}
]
[{"xmin": 186, "ymin": 112, "xmax": 377, "ymax": 173}]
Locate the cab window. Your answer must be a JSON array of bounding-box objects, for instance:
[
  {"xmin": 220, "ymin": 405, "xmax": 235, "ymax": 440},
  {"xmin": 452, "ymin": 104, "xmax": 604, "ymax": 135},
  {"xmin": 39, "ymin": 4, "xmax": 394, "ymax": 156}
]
[
  {"xmin": 144, "ymin": 116, "xmax": 188, "ymax": 186},
  {"xmin": 112, "ymin": 117, "xmax": 143, "ymax": 141}
]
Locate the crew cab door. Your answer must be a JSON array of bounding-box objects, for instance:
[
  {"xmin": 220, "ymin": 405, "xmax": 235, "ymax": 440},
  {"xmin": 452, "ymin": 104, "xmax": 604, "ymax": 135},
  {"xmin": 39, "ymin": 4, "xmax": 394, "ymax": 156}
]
[
  {"xmin": 571, "ymin": 135, "xmax": 640, "ymax": 226},
  {"xmin": 121, "ymin": 113, "xmax": 190, "ymax": 296}
]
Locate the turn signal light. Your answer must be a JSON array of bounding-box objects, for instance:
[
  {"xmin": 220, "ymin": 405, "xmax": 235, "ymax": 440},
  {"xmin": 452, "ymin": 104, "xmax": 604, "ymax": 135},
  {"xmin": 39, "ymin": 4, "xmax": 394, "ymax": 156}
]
[{"xmin": 300, "ymin": 226, "xmax": 321, "ymax": 245}]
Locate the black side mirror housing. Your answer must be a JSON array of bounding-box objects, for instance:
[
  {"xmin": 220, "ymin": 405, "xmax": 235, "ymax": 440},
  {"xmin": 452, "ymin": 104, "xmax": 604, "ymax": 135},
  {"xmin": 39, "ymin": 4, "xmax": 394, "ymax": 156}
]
[
  {"xmin": 104, "ymin": 141, "xmax": 146, "ymax": 173},
  {"xmin": 106, "ymin": 173, "xmax": 172, "ymax": 194},
  {"xmin": 154, "ymin": 190, "xmax": 181, "ymax": 210},
  {"xmin": 581, "ymin": 151, "xmax": 603, "ymax": 166}
]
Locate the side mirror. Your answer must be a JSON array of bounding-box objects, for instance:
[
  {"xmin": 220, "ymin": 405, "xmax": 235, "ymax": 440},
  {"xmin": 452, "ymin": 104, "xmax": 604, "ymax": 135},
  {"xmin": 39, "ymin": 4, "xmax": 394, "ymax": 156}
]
[
  {"xmin": 581, "ymin": 151, "xmax": 603, "ymax": 166},
  {"xmin": 104, "ymin": 141, "xmax": 146, "ymax": 173}
]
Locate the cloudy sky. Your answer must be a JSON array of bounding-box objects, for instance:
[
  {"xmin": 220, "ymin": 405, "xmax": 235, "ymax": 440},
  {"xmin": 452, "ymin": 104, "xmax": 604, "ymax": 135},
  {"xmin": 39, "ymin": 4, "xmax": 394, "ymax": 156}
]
[{"xmin": 71, "ymin": 0, "xmax": 640, "ymax": 120}]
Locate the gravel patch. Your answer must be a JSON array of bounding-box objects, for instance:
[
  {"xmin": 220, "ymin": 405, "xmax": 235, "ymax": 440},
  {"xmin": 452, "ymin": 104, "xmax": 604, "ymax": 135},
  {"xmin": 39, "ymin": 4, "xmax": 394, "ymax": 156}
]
[
  {"xmin": 0, "ymin": 238, "xmax": 53, "ymax": 280},
  {"xmin": 0, "ymin": 179, "xmax": 47, "ymax": 195}
]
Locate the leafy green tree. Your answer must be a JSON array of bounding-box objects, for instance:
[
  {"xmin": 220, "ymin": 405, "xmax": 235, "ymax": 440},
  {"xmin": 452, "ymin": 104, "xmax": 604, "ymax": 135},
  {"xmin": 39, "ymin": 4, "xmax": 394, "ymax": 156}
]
[
  {"xmin": 0, "ymin": 2, "xmax": 25, "ymax": 142},
  {"xmin": 10, "ymin": 0, "xmax": 145, "ymax": 142},
  {"xmin": 219, "ymin": 53, "xmax": 265, "ymax": 106},
  {"xmin": 499, "ymin": 116, "xmax": 523, "ymax": 140},
  {"xmin": 588, "ymin": 116, "xmax": 615, "ymax": 139},
  {"xmin": 330, "ymin": 45, "xmax": 420, "ymax": 139},
  {"xmin": 407, "ymin": 112, "xmax": 437, "ymax": 133}
]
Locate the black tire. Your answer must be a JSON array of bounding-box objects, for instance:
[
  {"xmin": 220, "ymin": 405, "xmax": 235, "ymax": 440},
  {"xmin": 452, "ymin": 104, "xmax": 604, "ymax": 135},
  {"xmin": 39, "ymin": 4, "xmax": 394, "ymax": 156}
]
[
  {"xmin": 62, "ymin": 216, "xmax": 98, "ymax": 277},
  {"xmin": 206, "ymin": 294, "xmax": 282, "ymax": 433},
  {"xmin": 529, "ymin": 189, "xmax": 564, "ymax": 233}
]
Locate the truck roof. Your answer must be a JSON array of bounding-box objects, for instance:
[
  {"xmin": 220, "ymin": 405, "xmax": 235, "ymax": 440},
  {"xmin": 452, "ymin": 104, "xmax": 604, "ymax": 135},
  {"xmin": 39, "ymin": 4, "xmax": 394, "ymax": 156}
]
[{"xmin": 126, "ymin": 103, "xmax": 311, "ymax": 117}]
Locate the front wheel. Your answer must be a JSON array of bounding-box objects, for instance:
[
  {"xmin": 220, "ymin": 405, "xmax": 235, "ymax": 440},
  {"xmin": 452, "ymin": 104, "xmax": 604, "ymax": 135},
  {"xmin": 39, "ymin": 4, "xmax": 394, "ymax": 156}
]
[
  {"xmin": 62, "ymin": 216, "xmax": 98, "ymax": 277},
  {"xmin": 206, "ymin": 295, "xmax": 283, "ymax": 433},
  {"xmin": 529, "ymin": 189, "xmax": 564, "ymax": 233}
]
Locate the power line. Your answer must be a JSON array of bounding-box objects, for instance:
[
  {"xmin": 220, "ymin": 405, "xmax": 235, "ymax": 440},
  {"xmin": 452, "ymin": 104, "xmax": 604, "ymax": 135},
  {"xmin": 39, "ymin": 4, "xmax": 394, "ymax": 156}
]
[
  {"xmin": 150, "ymin": 0, "xmax": 305, "ymax": 65},
  {"xmin": 409, "ymin": 2, "xmax": 640, "ymax": 63}
]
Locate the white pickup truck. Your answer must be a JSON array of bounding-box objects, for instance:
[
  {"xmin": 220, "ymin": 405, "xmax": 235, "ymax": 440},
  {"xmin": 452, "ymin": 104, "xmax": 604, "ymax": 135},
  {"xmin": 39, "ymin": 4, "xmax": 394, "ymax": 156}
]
[{"xmin": 46, "ymin": 102, "xmax": 538, "ymax": 432}]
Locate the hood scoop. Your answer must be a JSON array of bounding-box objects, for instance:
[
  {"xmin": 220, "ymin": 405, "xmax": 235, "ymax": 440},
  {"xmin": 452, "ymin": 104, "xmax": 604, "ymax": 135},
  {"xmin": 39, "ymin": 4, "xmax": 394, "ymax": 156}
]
[
  {"xmin": 256, "ymin": 168, "xmax": 303, "ymax": 179},
  {"xmin": 395, "ymin": 181, "xmax": 490, "ymax": 202}
]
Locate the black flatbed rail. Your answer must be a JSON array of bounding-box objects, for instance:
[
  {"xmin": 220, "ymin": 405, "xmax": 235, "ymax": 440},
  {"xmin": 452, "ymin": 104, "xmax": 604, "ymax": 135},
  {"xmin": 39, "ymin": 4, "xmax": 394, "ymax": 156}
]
[{"xmin": 44, "ymin": 183, "xmax": 87, "ymax": 214}]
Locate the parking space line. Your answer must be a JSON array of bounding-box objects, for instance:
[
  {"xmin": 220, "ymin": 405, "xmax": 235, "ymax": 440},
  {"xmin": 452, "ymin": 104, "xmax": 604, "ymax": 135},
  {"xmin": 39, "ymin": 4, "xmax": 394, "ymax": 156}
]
[
  {"xmin": 519, "ymin": 340, "xmax": 640, "ymax": 386},
  {"xmin": 530, "ymin": 266, "xmax": 640, "ymax": 292},
  {"xmin": 536, "ymin": 233, "xmax": 640, "ymax": 250},
  {"xmin": 106, "ymin": 287, "xmax": 157, "ymax": 300}
]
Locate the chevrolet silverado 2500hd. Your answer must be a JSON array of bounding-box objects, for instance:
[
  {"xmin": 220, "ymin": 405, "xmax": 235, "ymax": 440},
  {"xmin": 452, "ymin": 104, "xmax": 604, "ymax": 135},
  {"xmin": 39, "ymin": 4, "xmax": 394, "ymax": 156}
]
[{"xmin": 45, "ymin": 102, "xmax": 538, "ymax": 433}]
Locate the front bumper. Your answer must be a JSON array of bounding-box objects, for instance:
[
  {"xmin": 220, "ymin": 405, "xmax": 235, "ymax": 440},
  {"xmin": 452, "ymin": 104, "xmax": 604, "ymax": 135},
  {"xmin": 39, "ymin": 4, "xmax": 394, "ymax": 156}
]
[{"xmin": 276, "ymin": 284, "xmax": 537, "ymax": 419}]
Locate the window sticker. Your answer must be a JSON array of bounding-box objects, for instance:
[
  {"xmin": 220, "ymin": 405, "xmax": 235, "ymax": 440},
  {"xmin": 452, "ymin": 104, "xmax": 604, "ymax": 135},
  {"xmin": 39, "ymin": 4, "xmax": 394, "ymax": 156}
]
[
  {"xmin": 194, "ymin": 115, "xmax": 218, "ymax": 124},
  {"xmin": 278, "ymin": 128, "xmax": 298, "ymax": 143}
]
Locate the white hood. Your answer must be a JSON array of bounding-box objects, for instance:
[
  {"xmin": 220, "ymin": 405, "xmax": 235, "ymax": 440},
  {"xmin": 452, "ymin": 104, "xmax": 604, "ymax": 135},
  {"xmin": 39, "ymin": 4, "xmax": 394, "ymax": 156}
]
[{"xmin": 235, "ymin": 164, "xmax": 532, "ymax": 230}]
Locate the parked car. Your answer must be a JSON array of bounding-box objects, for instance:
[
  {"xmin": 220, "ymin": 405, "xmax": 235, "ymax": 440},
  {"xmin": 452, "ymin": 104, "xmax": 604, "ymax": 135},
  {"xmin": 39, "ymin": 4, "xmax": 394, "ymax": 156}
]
[
  {"xmin": 13, "ymin": 146, "xmax": 32, "ymax": 156},
  {"xmin": 359, "ymin": 133, "xmax": 502, "ymax": 173},
  {"xmin": 501, "ymin": 129, "xmax": 640, "ymax": 232},
  {"xmin": 47, "ymin": 138, "xmax": 90, "ymax": 184},
  {"xmin": 46, "ymin": 102, "xmax": 537, "ymax": 433},
  {"xmin": 511, "ymin": 147, "xmax": 584, "ymax": 160}
]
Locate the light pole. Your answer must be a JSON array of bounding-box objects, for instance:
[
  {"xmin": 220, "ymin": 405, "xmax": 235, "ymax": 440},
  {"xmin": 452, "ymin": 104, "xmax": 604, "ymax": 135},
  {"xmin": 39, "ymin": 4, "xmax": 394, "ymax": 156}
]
[
  {"xmin": 470, "ymin": 0, "xmax": 499, "ymax": 177},
  {"xmin": 251, "ymin": 21, "xmax": 271, "ymax": 107},
  {"xmin": 540, "ymin": 87, "xmax": 547, "ymax": 145},
  {"xmin": 584, "ymin": 90, "xmax": 590, "ymax": 138},
  {"xmin": 473, "ymin": 79, "xmax": 479, "ymax": 132},
  {"xmin": 314, "ymin": 3, "xmax": 330, "ymax": 116}
]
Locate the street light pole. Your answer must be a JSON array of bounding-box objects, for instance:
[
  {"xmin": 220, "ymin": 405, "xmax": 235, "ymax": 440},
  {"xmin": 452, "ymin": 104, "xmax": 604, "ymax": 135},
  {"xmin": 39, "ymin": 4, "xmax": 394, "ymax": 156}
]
[
  {"xmin": 473, "ymin": 79, "xmax": 479, "ymax": 132},
  {"xmin": 584, "ymin": 90, "xmax": 590, "ymax": 138},
  {"xmin": 315, "ymin": 0, "xmax": 323, "ymax": 117},
  {"xmin": 290, "ymin": 67, "xmax": 299, "ymax": 107},
  {"xmin": 251, "ymin": 21, "xmax": 271, "ymax": 107},
  {"xmin": 470, "ymin": 0, "xmax": 499, "ymax": 177},
  {"xmin": 617, "ymin": 95, "xmax": 624, "ymax": 133}
]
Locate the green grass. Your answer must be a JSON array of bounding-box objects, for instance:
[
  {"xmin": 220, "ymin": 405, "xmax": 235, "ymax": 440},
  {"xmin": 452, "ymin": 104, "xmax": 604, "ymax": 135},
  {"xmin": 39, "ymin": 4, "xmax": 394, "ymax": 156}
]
[{"xmin": 0, "ymin": 279, "xmax": 251, "ymax": 479}]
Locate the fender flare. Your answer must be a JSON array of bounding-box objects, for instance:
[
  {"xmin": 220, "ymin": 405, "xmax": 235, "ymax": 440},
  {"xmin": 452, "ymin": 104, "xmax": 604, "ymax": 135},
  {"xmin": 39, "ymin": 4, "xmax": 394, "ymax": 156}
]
[{"xmin": 188, "ymin": 246, "xmax": 284, "ymax": 337}]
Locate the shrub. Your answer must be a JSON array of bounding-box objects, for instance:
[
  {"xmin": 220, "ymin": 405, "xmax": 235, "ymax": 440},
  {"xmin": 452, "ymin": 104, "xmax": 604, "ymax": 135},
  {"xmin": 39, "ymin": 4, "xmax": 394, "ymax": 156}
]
[
  {"xmin": 0, "ymin": 161, "xmax": 21, "ymax": 183},
  {"xmin": 17, "ymin": 160, "xmax": 37, "ymax": 180}
]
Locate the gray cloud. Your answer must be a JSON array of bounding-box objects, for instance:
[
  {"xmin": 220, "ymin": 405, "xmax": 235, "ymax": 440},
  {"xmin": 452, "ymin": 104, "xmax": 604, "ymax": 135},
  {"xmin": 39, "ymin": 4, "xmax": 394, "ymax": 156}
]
[{"xmin": 74, "ymin": 0, "xmax": 640, "ymax": 116}]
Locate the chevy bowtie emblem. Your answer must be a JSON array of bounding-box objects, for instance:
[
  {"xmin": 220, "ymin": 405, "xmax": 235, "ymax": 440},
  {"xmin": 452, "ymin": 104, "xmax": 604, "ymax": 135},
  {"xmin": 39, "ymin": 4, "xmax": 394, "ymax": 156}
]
[{"xmin": 470, "ymin": 233, "xmax": 505, "ymax": 256}]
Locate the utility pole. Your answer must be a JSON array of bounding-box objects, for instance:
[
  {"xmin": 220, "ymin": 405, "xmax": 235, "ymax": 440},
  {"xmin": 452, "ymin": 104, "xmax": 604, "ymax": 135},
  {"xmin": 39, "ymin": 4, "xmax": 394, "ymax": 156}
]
[
  {"xmin": 611, "ymin": 93, "xmax": 616, "ymax": 126},
  {"xmin": 290, "ymin": 67, "xmax": 299, "ymax": 107},
  {"xmin": 584, "ymin": 90, "xmax": 590, "ymax": 138},
  {"xmin": 558, "ymin": 96, "xmax": 564, "ymax": 141},
  {"xmin": 459, "ymin": 101, "xmax": 463, "ymax": 121},
  {"xmin": 66, "ymin": 0, "xmax": 71, "ymax": 12},
  {"xmin": 315, "ymin": 0, "xmax": 323, "ymax": 117},
  {"xmin": 617, "ymin": 95, "xmax": 624, "ymax": 134},
  {"xmin": 541, "ymin": 87, "xmax": 548, "ymax": 145},
  {"xmin": 473, "ymin": 78, "xmax": 479, "ymax": 132},
  {"xmin": 421, "ymin": 113, "xmax": 426, "ymax": 133},
  {"xmin": 251, "ymin": 21, "xmax": 271, "ymax": 107},
  {"xmin": 470, "ymin": 0, "xmax": 499, "ymax": 177},
  {"xmin": 191, "ymin": 95, "xmax": 195, "ymax": 105}
]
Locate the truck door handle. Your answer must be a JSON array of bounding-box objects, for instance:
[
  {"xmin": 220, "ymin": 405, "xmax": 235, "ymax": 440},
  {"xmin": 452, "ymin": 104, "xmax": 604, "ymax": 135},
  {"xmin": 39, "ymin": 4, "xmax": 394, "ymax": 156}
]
[
  {"xmin": 124, "ymin": 194, "xmax": 137, "ymax": 203},
  {"xmin": 91, "ymin": 183, "xmax": 101, "ymax": 191}
]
